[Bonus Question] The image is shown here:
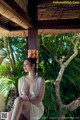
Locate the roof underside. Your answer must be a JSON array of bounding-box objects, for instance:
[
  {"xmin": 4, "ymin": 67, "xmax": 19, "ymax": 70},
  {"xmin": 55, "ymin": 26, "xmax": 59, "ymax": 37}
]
[{"xmin": 0, "ymin": 0, "xmax": 80, "ymax": 37}]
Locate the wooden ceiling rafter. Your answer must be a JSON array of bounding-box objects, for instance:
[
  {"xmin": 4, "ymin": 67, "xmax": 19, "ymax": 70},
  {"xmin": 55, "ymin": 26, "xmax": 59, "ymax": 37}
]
[
  {"xmin": 38, "ymin": 19, "xmax": 80, "ymax": 29},
  {"xmin": 0, "ymin": 15, "xmax": 25, "ymax": 31},
  {"xmin": 6, "ymin": 24, "xmax": 24, "ymax": 31},
  {"xmin": 0, "ymin": 0, "xmax": 34, "ymax": 29}
]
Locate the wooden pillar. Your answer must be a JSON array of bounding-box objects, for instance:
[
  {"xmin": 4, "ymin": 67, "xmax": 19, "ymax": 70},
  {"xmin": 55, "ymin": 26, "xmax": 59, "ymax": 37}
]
[{"xmin": 28, "ymin": 28, "xmax": 38, "ymax": 75}]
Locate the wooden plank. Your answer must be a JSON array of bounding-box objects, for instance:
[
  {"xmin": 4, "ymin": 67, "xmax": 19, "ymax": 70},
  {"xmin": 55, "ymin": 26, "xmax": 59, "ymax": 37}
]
[
  {"xmin": 0, "ymin": 0, "xmax": 33, "ymax": 28},
  {"xmin": 37, "ymin": 19, "xmax": 80, "ymax": 29}
]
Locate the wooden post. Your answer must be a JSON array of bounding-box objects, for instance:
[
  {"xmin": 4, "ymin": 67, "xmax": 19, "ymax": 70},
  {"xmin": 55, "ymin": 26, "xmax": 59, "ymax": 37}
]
[{"xmin": 28, "ymin": 28, "xmax": 38, "ymax": 75}]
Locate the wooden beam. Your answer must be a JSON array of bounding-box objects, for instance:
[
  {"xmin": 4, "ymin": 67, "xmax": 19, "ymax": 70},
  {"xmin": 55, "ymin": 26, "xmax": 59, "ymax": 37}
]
[
  {"xmin": 37, "ymin": 19, "xmax": 80, "ymax": 29},
  {"xmin": 38, "ymin": 5, "xmax": 80, "ymax": 11},
  {"xmin": 28, "ymin": 0, "xmax": 38, "ymax": 27},
  {"xmin": 38, "ymin": 0, "xmax": 53, "ymax": 4},
  {"xmin": 0, "ymin": 21, "xmax": 10, "ymax": 31},
  {"xmin": 7, "ymin": 26, "xmax": 25, "ymax": 31},
  {"xmin": 38, "ymin": 0, "xmax": 79, "ymax": 4},
  {"xmin": 0, "ymin": 0, "xmax": 33, "ymax": 28}
]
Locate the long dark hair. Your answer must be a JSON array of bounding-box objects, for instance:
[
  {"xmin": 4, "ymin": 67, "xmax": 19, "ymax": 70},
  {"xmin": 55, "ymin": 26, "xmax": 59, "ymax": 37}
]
[{"xmin": 26, "ymin": 57, "xmax": 37, "ymax": 73}]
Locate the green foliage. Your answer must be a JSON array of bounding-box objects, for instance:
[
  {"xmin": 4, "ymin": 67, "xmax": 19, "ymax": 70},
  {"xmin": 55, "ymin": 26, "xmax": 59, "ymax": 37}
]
[
  {"xmin": 43, "ymin": 80, "xmax": 56, "ymax": 109},
  {"xmin": 0, "ymin": 77, "xmax": 15, "ymax": 97},
  {"xmin": 39, "ymin": 33, "xmax": 80, "ymax": 119},
  {"xmin": 0, "ymin": 37, "xmax": 27, "ymax": 97},
  {"xmin": 42, "ymin": 80, "xmax": 58, "ymax": 119},
  {"xmin": 0, "ymin": 64, "xmax": 10, "ymax": 76},
  {"xmin": 10, "ymin": 37, "xmax": 27, "ymax": 62},
  {"xmin": 0, "ymin": 37, "xmax": 27, "ymax": 64}
]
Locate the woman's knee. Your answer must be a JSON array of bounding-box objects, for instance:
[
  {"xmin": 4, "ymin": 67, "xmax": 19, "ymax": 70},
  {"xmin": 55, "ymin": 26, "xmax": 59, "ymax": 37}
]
[
  {"xmin": 14, "ymin": 97, "xmax": 23, "ymax": 105},
  {"xmin": 23, "ymin": 101, "xmax": 30, "ymax": 112}
]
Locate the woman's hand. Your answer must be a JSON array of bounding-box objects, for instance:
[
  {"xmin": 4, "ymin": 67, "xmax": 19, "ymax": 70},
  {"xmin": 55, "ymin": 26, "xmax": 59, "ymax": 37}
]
[{"xmin": 20, "ymin": 95, "xmax": 29, "ymax": 101}]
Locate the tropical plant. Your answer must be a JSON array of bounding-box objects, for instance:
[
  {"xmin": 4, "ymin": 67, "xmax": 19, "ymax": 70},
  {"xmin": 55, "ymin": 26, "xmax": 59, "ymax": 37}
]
[
  {"xmin": 39, "ymin": 33, "xmax": 80, "ymax": 119},
  {"xmin": 0, "ymin": 36, "xmax": 27, "ymax": 111}
]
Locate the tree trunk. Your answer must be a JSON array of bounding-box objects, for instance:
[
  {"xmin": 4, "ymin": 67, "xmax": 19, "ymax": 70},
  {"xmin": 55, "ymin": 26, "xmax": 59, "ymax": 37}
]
[{"xmin": 54, "ymin": 39, "xmax": 80, "ymax": 119}]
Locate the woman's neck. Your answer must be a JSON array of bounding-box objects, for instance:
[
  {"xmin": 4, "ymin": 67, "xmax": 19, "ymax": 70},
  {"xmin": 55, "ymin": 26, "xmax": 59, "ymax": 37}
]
[{"xmin": 28, "ymin": 71, "xmax": 36, "ymax": 79}]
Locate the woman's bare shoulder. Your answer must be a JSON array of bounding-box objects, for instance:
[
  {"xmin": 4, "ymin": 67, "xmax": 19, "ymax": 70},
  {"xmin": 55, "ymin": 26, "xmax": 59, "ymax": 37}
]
[
  {"xmin": 19, "ymin": 76, "xmax": 24, "ymax": 80},
  {"xmin": 38, "ymin": 77, "xmax": 45, "ymax": 85},
  {"xmin": 18, "ymin": 76, "xmax": 25, "ymax": 82}
]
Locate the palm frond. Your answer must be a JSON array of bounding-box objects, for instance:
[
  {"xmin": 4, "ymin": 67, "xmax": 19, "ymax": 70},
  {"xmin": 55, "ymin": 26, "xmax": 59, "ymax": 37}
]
[{"xmin": 0, "ymin": 77, "xmax": 15, "ymax": 97}]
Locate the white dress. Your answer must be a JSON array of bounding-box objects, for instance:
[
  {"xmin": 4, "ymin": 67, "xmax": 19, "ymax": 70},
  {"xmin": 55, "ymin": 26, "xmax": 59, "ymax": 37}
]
[{"xmin": 18, "ymin": 76, "xmax": 44, "ymax": 120}]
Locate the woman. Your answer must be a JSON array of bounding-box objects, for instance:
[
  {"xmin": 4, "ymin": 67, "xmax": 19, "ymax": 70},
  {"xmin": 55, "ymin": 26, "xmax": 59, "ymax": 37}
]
[{"xmin": 6, "ymin": 57, "xmax": 45, "ymax": 120}]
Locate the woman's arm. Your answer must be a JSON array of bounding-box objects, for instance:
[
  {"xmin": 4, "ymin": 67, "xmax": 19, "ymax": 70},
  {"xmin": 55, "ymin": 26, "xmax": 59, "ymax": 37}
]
[
  {"xmin": 18, "ymin": 77, "xmax": 29, "ymax": 101},
  {"xmin": 18, "ymin": 78, "xmax": 22, "ymax": 97},
  {"xmin": 20, "ymin": 95, "xmax": 29, "ymax": 101},
  {"xmin": 29, "ymin": 78, "xmax": 45, "ymax": 105}
]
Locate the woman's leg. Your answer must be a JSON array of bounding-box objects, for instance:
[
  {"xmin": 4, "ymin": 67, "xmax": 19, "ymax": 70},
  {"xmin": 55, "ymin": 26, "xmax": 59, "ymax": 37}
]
[
  {"xmin": 19, "ymin": 114, "xmax": 26, "ymax": 120},
  {"xmin": 11, "ymin": 97, "xmax": 30, "ymax": 120},
  {"xmin": 22, "ymin": 100, "xmax": 30, "ymax": 120},
  {"xmin": 11, "ymin": 97, "xmax": 23, "ymax": 120},
  {"xmin": 6, "ymin": 111, "xmax": 26, "ymax": 120}
]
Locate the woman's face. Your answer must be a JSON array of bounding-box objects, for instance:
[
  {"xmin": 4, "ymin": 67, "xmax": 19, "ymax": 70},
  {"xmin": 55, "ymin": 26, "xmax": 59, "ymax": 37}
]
[{"xmin": 23, "ymin": 60, "xmax": 33, "ymax": 72}]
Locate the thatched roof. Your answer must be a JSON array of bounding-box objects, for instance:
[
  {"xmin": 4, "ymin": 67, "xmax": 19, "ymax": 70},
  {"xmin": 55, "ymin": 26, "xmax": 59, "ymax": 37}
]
[
  {"xmin": 0, "ymin": 29, "xmax": 80, "ymax": 37},
  {"xmin": 0, "ymin": 0, "xmax": 80, "ymax": 37}
]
